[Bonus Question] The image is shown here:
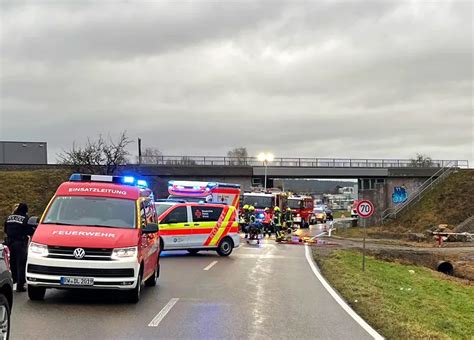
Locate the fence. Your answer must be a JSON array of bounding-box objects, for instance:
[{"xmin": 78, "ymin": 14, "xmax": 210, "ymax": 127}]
[{"xmin": 138, "ymin": 156, "xmax": 469, "ymax": 168}]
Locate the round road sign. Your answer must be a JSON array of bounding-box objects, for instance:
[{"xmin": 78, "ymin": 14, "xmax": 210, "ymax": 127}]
[{"xmin": 356, "ymin": 200, "xmax": 375, "ymax": 218}]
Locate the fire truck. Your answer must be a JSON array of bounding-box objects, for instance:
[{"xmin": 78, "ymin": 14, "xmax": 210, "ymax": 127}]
[
  {"xmin": 168, "ymin": 180, "xmax": 241, "ymax": 208},
  {"xmin": 242, "ymin": 190, "xmax": 287, "ymax": 222},
  {"xmin": 287, "ymin": 195, "xmax": 314, "ymax": 228}
]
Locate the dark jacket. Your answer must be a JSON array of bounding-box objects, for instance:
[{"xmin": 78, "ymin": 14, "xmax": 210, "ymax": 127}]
[{"xmin": 4, "ymin": 213, "xmax": 35, "ymax": 243}]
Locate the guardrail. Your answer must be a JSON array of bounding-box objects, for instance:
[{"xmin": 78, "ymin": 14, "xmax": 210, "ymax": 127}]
[
  {"xmin": 138, "ymin": 156, "xmax": 469, "ymax": 168},
  {"xmin": 382, "ymin": 161, "xmax": 458, "ymax": 222}
]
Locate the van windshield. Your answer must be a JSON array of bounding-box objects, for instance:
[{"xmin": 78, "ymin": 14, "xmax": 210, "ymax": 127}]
[
  {"xmin": 155, "ymin": 203, "xmax": 174, "ymax": 218},
  {"xmin": 43, "ymin": 196, "xmax": 136, "ymax": 229}
]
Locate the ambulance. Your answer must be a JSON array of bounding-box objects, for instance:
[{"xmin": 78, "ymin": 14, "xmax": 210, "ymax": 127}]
[
  {"xmin": 288, "ymin": 195, "xmax": 314, "ymax": 228},
  {"xmin": 26, "ymin": 174, "xmax": 160, "ymax": 303},
  {"xmin": 155, "ymin": 201, "xmax": 239, "ymax": 256},
  {"xmin": 168, "ymin": 180, "xmax": 241, "ymax": 208}
]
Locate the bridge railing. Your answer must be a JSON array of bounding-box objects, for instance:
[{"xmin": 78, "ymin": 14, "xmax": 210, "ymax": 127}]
[{"xmin": 138, "ymin": 156, "xmax": 469, "ymax": 168}]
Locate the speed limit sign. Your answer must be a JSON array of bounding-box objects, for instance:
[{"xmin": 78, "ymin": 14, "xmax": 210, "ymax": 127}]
[{"xmin": 356, "ymin": 200, "xmax": 375, "ymax": 218}]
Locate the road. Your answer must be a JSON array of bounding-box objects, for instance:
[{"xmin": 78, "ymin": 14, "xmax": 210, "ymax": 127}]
[{"xmin": 11, "ymin": 235, "xmax": 375, "ymax": 340}]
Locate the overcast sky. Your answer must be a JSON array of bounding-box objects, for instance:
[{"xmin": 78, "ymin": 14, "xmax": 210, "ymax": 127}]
[{"xmin": 0, "ymin": 0, "xmax": 472, "ymax": 164}]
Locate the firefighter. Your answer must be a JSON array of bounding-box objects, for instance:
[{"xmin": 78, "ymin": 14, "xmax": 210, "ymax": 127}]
[
  {"xmin": 241, "ymin": 205, "xmax": 250, "ymax": 238},
  {"xmin": 247, "ymin": 206, "xmax": 262, "ymax": 244},
  {"xmin": 273, "ymin": 206, "xmax": 283, "ymax": 242},
  {"xmin": 4, "ymin": 203, "xmax": 35, "ymax": 292},
  {"xmin": 284, "ymin": 207, "xmax": 294, "ymax": 231}
]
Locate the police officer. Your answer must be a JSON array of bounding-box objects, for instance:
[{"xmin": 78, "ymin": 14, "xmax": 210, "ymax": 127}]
[{"xmin": 4, "ymin": 203, "xmax": 35, "ymax": 292}]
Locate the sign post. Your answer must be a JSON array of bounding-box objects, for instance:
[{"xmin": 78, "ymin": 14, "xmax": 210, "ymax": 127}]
[{"xmin": 356, "ymin": 200, "xmax": 375, "ymax": 272}]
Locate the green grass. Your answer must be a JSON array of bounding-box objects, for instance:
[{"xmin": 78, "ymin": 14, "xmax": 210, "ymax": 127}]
[
  {"xmin": 0, "ymin": 170, "xmax": 71, "ymax": 238},
  {"xmin": 315, "ymin": 249, "xmax": 474, "ymax": 339},
  {"xmin": 390, "ymin": 170, "xmax": 474, "ymax": 232},
  {"xmin": 333, "ymin": 210, "xmax": 351, "ymax": 219}
]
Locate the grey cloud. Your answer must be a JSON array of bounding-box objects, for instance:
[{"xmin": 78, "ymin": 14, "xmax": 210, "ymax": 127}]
[{"xmin": 0, "ymin": 0, "xmax": 472, "ymax": 164}]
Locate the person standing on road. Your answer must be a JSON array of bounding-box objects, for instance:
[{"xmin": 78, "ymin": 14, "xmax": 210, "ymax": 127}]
[
  {"xmin": 241, "ymin": 205, "xmax": 250, "ymax": 239},
  {"xmin": 284, "ymin": 207, "xmax": 294, "ymax": 231},
  {"xmin": 273, "ymin": 207, "xmax": 283, "ymax": 242},
  {"xmin": 4, "ymin": 203, "xmax": 35, "ymax": 292}
]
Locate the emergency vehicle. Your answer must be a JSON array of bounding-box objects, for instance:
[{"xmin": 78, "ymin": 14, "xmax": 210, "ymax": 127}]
[
  {"xmin": 168, "ymin": 180, "xmax": 241, "ymax": 208},
  {"xmin": 26, "ymin": 174, "xmax": 160, "ymax": 303},
  {"xmin": 287, "ymin": 195, "xmax": 314, "ymax": 228},
  {"xmin": 242, "ymin": 191, "xmax": 287, "ymax": 222},
  {"xmin": 155, "ymin": 201, "xmax": 239, "ymax": 256}
]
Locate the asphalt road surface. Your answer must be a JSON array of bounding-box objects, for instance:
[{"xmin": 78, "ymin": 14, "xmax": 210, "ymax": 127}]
[{"xmin": 11, "ymin": 235, "xmax": 374, "ymax": 340}]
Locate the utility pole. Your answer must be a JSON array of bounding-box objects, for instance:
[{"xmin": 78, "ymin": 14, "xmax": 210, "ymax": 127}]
[{"xmin": 138, "ymin": 138, "xmax": 142, "ymax": 165}]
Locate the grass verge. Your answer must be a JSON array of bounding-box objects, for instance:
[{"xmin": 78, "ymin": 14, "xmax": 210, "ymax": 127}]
[
  {"xmin": 314, "ymin": 249, "xmax": 474, "ymax": 339},
  {"xmin": 0, "ymin": 170, "xmax": 70, "ymax": 238}
]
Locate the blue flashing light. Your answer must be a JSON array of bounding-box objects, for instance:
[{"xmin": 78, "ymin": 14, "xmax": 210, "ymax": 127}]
[
  {"xmin": 137, "ymin": 180, "xmax": 148, "ymax": 187},
  {"xmin": 123, "ymin": 176, "xmax": 135, "ymax": 184},
  {"xmin": 69, "ymin": 173, "xmax": 82, "ymax": 181},
  {"xmin": 258, "ymin": 213, "xmax": 265, "ymax": 219}
]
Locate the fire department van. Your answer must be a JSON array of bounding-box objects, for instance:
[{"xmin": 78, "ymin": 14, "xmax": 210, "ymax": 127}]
[
  {"xmin": 155, "ymin": 201, "xmax": 239, "ymax": 256},
  {"xmin": 288, "ymin": 195, "xmax": 314, "ymax": 228},
  {"xmin": 26, "ymin": 174, "xmax": 160, "ymax": 303},
  {"xmin": 168, "ymin": 180, "xmax": 241, "ymax": 208}
]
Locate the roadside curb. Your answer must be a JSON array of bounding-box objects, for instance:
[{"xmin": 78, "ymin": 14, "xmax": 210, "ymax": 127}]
[{"xmin": 304, "ymin": 245, "xmax": 384, "ymax": 340}]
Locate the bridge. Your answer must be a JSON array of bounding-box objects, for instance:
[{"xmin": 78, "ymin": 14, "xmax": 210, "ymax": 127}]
[{"xmin": 1, "ymin": 156, "xmax": 469, "ymax": 226}]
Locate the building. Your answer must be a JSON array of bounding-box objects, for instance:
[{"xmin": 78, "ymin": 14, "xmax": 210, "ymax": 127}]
[{"xmin": 0, "ymin": 141, "xmax": 47, "ymax": 164}]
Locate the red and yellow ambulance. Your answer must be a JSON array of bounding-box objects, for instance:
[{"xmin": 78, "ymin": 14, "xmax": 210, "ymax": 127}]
[
  {"xmin": 168, "ymin": 180, "xmax": 241, "ymax": 208},
  {"xmin": 155, "ymin": 201, "xmax": 239, "ymax": 256}
]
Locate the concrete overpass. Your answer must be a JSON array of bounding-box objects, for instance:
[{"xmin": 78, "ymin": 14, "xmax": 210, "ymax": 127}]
[{"xmin": 0, "ymin": 156, "xmax": 468, "ymax": 226}]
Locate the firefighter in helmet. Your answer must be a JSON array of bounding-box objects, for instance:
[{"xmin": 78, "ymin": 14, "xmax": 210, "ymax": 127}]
[{"xmin": 273, "ymin": 206, "xmax": 283, "ymax": 242}]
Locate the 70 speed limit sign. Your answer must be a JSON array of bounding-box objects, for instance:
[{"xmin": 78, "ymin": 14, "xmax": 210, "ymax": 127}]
[{"xmin": 356, "ymin": 200, "xmax": 375, "ymax": 218}]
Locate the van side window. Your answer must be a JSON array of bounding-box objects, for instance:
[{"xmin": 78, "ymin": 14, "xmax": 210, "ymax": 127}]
[
  {"xmin": 162, "ymin": 206, "xmax": 187, "ymax": 224},
  {"xmin": 140, "ymin": 199, "xmax": 156, "ymax": 226},
  {"xmin": 191, "ymin": 206, "xmax": 223, "ymax": 222}
]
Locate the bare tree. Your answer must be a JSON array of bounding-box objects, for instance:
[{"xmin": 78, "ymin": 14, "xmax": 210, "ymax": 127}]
[
  {"xmin": 139, "ymin": 147, "xmax": 163, "ymax": 164},
  {"xmin": 409, "ymin": 153, "xmax": 433, "ymax": 167},
  {"xmin": 227, "ymin": 147, "xmax": 248, "ymax": 165},
  {"xmin": 58, "ymin": 131, "xmax": 132, "ymax": 174}
]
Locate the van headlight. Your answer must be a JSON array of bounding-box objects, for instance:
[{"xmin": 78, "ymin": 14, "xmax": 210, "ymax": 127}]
[
  {"xmin": 29, "ymin": 242, "xmax": 49, "ymax": 257},
  {"xmin": 112, "ymin": 247, "xmax": 137, "ymax": 259}
]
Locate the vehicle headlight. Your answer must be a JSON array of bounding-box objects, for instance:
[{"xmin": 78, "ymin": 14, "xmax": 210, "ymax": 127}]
[
  {"xmin": 29, "ymin": 242, "xmax": 49, "ymax": 257},
  {"xmin": 112, "ymin": 246, "xmax": 137, "ymax": 259}
]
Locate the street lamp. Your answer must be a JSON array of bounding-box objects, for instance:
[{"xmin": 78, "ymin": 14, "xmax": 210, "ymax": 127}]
[{"xmin": 258, "ymin": 152, "xmax": 274, "ymax": 191}]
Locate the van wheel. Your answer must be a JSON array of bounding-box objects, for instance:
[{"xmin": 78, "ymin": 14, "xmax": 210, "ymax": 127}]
[
  {"xmin": 145, "ymin": 263, "xmax": 159, "ymax": 287},
  {"xmin": 127, "ymin": 270, "xmax": 142, "ymax": 303},
  {"xmin": 187, "ymin": 249, "xmax": 199, "ymax": 255},
  {"xmin": 217, "ymin": 238, "xmax": 233, "ymax": 256},
  {"xmin": 27, "ymin": 286, "xmax": 46, "ymax": 301}
]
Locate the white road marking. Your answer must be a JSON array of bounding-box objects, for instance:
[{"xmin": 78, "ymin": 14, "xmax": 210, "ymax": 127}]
[
  {"xmin": 304, "ymin": 245, "xmax": 384, "ymax": 340},
  {"xmin": 148, "ymin": 298, "xmax": 179, "ymax": 327},
  {"xmin": 203, "ymin": 260, "xmax": 218, "ymax": 271}
]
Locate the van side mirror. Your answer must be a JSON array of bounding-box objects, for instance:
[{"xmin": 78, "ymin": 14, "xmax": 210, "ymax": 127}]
[
  {"xmin": 143, "ymin": 223, "xmax": 159, "ymax": 234},
  {"xmin": 28, "ymin": 216, "xmax": 40, "ymax": 227}
]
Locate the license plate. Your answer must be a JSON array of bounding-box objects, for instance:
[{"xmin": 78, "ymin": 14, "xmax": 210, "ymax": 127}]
[
  {"xmin": 60, "ymin": 277, "xmax": 94, "ymax": 286},
  {"xmin": 294, "ymin": 217, "xmax": 302, "ymax": 222}
]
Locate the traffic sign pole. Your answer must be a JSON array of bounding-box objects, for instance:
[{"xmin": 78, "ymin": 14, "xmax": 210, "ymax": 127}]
[{"xmin": 356, "ymin": 200, "xmax": 375, "ymax": 272}]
